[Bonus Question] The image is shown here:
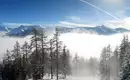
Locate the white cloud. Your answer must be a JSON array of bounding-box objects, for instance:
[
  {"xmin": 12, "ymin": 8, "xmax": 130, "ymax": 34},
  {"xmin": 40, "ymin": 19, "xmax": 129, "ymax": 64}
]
[
  {"xmin": 58, "ymin": 17, "xmax": 130, "ymax": 30},
  {"xmin": 0, "ymin": 36, "xmax": 31, "ymax": 60},
  {"xmin": 3, "ymin": 22, "xmax": 34, "ymax": 28},
  {"xmin": 101, "ymin": 0, "xmax": 124, "ymax": 10},
  {"xmin": 60, "ymin": 32, "xmax": 130, "ymax": 58},
  {"xmin": 58, "ymin": 21, "xmax": 95, "ymax": 27},
  {"xmin": 0, "ymin": 33, "xmax": 129, "ymax": 60},
  {"xmin": 65, "ymin": 16, "xmax": 90, "ymax": 24},
  {"xmin": 67, "ymin": 16, "xmax": 82, "ymax": 22},
  {"xmin": 102, "ymin": 0, "xmax": 123, "ymax": 5},
  {"xmin": 105, "ymin": 17, "xmax": 130, "ymax": 29}
]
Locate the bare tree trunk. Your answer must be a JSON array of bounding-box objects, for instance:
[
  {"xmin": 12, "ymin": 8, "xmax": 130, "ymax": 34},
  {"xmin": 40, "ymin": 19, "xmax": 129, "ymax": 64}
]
[
  {"xmin": 55, "ymin": 28, "xmax": 59, "ymax": 80},
  {"xmin": 56, "ymin": 50, "xmax": 58, "ymax": 80},
  {"xmin": 41, "ymin": 31, "xmax": 46, "ymax": 79},
  {"xmin": 50, "ymin": 39, "xmax": 53, "ymax": 79}
]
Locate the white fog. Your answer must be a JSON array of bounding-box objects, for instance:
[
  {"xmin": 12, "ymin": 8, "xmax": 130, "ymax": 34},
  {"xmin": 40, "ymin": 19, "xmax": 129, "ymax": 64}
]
[{"xmin": 0, "ymin": 32, "xmax": 129, "ymax": 59}]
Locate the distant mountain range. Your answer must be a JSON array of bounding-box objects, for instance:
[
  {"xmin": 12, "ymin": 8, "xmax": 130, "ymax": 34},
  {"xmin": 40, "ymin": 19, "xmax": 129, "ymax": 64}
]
[
  {"xmin": 0, "ymin": 24, "xmax": 129, "ymax": 37},
  {"xmin": 8, "ymin": 25, "xmax": 42, "ymax": 36}
]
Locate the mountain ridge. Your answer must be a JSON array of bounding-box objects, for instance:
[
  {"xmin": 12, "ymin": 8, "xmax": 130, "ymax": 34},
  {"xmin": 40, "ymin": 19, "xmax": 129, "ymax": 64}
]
[{"xmin": 0, "ymin": 24, "xmax": 129, "ymax": 37}]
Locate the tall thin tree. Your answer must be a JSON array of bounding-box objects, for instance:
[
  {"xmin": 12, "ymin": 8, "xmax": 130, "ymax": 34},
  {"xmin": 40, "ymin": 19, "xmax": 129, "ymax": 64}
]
[
  {"xmin": 40, "ymin": 29, "xmax": 47, "ymax": 78},
  {"xmin": 49, "ymin": 39, "xmax": 55, "ymax": 79}
]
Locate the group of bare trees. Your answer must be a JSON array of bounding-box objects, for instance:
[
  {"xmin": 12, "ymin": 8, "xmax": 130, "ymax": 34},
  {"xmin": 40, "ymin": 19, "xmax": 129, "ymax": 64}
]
[{"xmin": 1, "ymin": 28, "xmax": 71, "ymax": 80}]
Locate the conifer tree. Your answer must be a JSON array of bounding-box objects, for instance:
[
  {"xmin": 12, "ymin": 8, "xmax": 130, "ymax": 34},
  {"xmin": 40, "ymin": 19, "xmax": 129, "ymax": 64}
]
[
  {"xmin": 99, "ymin": 47, "xmax": 107, "ymax": 80},
  {"xmin": 54, "ymin": 27, "xmax": 60, "ymax": 80},
  {"xmin": 113, "ymin": 46, "xmax": 119, "ymax": 80},
  {"xmin": 3, "ymin": 49, "xmax": 11, "ymax": 64},
  {"xmin": 30, "ymin": 28, "xmax": 41, "ymax": 79},
  {"xmin": 119, "ymin": 35, "xmax": 130, "ymax": 80},
  {"xmin": 12, "ymin": 41, "xmax": 21, "ymax": 68},
  {"xmin": 39, "ymin": 29, "xmax": 48, "ymax": 78},
  {"xmin": 49, "ymin": 39, "xmax": 55, "ymax": 79},
  {"xmin": 53, "ymin": 27, "xmax": 62, "ymax": 80},
  {"xmin": 60, "ymin": 46, "xmax": 70, "ymax": 78},
  {"xmin": 12, "ymin": 41, "xmax": 21, "ymax": 59},
  {"xmin": 73, "ymin": 53, "xmax": 79, "ymax": 76}
]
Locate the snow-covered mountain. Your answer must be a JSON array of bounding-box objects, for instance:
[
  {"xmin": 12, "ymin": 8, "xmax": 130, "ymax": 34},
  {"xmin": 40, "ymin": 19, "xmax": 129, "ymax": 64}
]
[
  {"xmin": 0, "ymin": 24, "xmax": 12, "ymax": 36},
  {"xmin": 115, "ymin": 28, "xmax": 130, "ymax": 33},
  {"xmin": 0, "ymin": 25, "xmax": 11, "ymax": 32},
  {"xmin": 0, "ymin": 24, "xmax": 129, "ymax": 37},
  {"xmin": 8, "ymin": 25, "xmax": 43, "ymax": 36},
  {"xmin": 57, "ymin": 25, "xmax": 130, "ymax": 35}
]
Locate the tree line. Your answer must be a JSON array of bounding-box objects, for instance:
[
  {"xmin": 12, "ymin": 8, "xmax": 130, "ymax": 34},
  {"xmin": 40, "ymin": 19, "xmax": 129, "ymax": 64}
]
[
  {"xmin": 71, "ymin": 53, "xmax": 99, "ymax": 77},
  {"xmin": 0, "ymin": 28, "xmax": 71, "ymax": 80},
  {"xmin": 99, "ymin": 35, "xmax": 130, "ymax": 80}
]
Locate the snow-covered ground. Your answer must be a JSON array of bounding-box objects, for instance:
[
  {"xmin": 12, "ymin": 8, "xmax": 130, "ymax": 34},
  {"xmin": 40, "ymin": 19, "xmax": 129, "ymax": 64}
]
[
  {"xmin": 66, "ymin": 76, "xmax": 99, "ymax": 80},
  {"xmin": 28, "ymin": 76, "xmax": 100, "ymax": 80}
]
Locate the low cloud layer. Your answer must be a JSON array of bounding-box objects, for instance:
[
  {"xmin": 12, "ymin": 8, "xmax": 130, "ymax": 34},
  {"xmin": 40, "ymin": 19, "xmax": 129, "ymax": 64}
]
[
  {"xmin": 0, "ymin": 36, "xmax": 30, "ymax": 59},
  {"xmin": 0, "ymin": 33, "xmax": 129, "ymax": 59},
  {"xmin": 60, "ymin": 32, "xmax": 130, "ymax": 58}
]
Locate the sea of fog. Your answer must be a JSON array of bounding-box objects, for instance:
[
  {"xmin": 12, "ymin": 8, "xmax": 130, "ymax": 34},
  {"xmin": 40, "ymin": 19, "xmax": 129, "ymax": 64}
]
[{"xmin": 0, "ymin": 32, "xmax": 129, "ymax": 59}]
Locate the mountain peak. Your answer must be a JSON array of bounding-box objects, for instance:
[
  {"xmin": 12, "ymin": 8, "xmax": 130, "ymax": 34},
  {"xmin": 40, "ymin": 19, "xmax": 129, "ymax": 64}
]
[
  {"xmin": 96, "ymin": 25, "xmax": 109, "ymax": 29},
  {"xmin": 8, "ymin": 25, "xmax": 43, "ymax": 36}
]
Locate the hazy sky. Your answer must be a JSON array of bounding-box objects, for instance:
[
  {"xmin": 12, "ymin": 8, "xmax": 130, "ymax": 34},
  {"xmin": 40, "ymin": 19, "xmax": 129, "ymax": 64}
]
[{"xmin": 0, "ymin": 0, "xmax": 130, "ymax": 29}]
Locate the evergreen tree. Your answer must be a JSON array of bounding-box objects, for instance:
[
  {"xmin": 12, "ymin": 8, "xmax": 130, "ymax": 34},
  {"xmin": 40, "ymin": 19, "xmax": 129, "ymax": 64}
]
[
  {"xmin": 113, "ymin": 46, "xmax": 120, "ymax": 80},
  {"xmin": 12, "ymin": 41, "xmax": 21, "ymax": 60},
  {"xmin": 73, "ymin": 53, "xmax": 79, "ymax": 76},
  {"xmin": 53, "ymin": 27, "xmax": 62, "ymax": 80},
  {"xmin": 119, "ymin": 35, "xmax": 130, "ymax": 80},
  {"xmin": 30, "ymin": 28, "xmax": 41, "ymax": 64},
  {"xmin": 88, "ymin": 57, "xmax": 98, "ymax": 77},
  {"xmin": 99, "ymin": 47, "xmax": 107, "ymax": 80},
  {"xmin": 106, "ymin": 45, "xmax": 111, "ymax": 80},
  {"xmin": 30, "ymin": 28, "xmax": 41, "ymax": 79},
  {"xmin": 3, "ymin": 49, "xmax": 11, "ymax": 64},
  {"xmin": 21, "ymin": 41, "xmax": 31, "ymax": 79},
  {"xmin": 99, "ymin": 45, "xmax": 111, "ymax": 80},
  {"xmin": 60, "ymin": 46, "xmax": 70, "ymax": 78},
  {"xmin": 49, "ymin": 39, "xmax": 55, "ymax": 79},
  {"xmin": 21, "ymin": 41, "xmax": 31, "ymax": 62},
  {"xmin": 12, "ymin": 41, "xmax": 21, "ymax": 68},
  {"xmin": 39, "ymin": 29, "xmax": 48, "ymax": 78}
]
